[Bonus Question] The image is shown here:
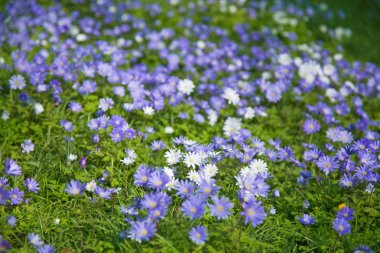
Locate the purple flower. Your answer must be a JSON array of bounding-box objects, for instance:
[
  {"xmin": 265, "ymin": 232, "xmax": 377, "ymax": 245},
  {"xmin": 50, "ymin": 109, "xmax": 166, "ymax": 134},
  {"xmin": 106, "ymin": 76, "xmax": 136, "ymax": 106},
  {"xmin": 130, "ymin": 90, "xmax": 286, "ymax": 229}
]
[
  {"xmin": 134, "ymin": 165, "xmax": 153, "ymax": 187},
  {"xmin": 337, "ymin": 206, "xmax": 354, "ymax": 221},
  {"xmin": 151, "ymin": 140, "xmax": 166, "ymax": 151},
  {"xmin": 354, "ymin": 245, "xmax": 373, "ymax": 253},
  {"xmin": 60, "ymin": 120, "xmax": 74, "ymax": 132},
  {"xmin": 21, "ymin": 139, "xmax": 34, "ymax": 154},
  {"xmin": 69, "ymin": 101, "xmax": 82, "ymax": 113},
  {"xmin": 241, "ymin": 200, "xmax": 267, "ymax": 227},
  {"xmin": 37, "ymin": 245, "xmax": 55, "ymax": 253},
  {"xmin": 28, "ymin": 233, "xmax": 44, "ymax": 247},
  {"xmin": 94, "ymin": 187, "xmax": 112, "ymax": 199},
  {"xmin": 315, "ymin": 156, "xmax": 338, "ymax": 175},
  {"xmin": 209, "ymin": 195, "xmax": 233, "ymax": 220},
  {"xmin": 0, "ymin": 239, "xmax": 11, "ymax": 252},
  {"xmin": 25, "ymin": 178, "xmax": 40, "ymax": 193},
  {"xmin": 64, "ymin": 180, "xmax": 86, "ymax": 196},
  {"xmin": 78, "ymin": 80, "xmax": 97, "ymax": 95},
  {"xmin": 298, "ymin": 214, "xmax": 316, "ymax": 225},
  {"xmin": 110, "ymin": 128, "xmax": 124, "ymax": 143},
  {"xmin": 128, "ymin": 220, "xmax": 157, "ymax": 243},
  {"xmin": 0, "ymin": 187, "xmax": 9, "ymax": 205},
  {"xmin": 199, "ymin": 179, "xmax": 220, "ymax": 197},
  {"xmin": 175, "ymin": 180, "xmax": 195, "ymax": 199},
  {"xmin": 148, "ymin": 170, "xmax": 169, "ymax": 191},
  {"xmin": 333, "ymin": 217, "xmax": 351, "ymax": 236},
  {"xmin": 181, "ymin": 195, "xmax": 206, "ymax": 219},
  {"xmin": 7, "ymin": 215, "xmax": 16, "ymax": 227},
  {"xmin": 302, "ymin": 118, "xmax": 321, "ymax": 135},
  {"xmin": 98, "ymin": 98, "xmax": 114, "ymax": 112},
  {"xmin": 4, "ymin": 158, "xmax": 22, "ymax": 176},
  {"xmin": 9, "ymin": 74, "xmax": 26, "ymax": 90},
  {"xmin": 79, "ymin": 157, "xmax": 87, "ymax": 169},
  {"xmin": 9, "ymin": 188, "xmax": 23, "ymax": 205},
  {"xmin": 189, "ymin": 225, "xmax": 208, "ymax": 245}
]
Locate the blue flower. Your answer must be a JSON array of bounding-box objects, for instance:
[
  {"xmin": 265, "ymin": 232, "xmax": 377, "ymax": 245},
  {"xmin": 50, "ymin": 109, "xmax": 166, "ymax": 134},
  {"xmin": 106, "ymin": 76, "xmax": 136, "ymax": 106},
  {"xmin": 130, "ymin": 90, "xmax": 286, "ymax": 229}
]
[
  {"xmin": 4, "ymin": 158, "xmax": 22, "ymax": 176},
  {"xmin": 332, "ymin": 218, "xmax": 351, "ymax": 236},
  {"xmin": 241, "ymin": 200, "xmax": 267, "ymax": 227},
  {"xmin": 189, "ymin": 225, "xmax": 208, "ymax": 245},
  {"xmin": 128, "ymin": 220, "xmax": 156, "ymax": 243}
]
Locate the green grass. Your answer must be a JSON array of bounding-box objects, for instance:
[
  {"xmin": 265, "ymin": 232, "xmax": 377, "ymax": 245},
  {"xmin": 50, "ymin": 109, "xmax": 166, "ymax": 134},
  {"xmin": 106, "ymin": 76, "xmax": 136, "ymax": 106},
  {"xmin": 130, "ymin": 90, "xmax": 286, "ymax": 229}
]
[{"xmin": 0, "ymin": 1, "xmax": 380, "ymax": 252}]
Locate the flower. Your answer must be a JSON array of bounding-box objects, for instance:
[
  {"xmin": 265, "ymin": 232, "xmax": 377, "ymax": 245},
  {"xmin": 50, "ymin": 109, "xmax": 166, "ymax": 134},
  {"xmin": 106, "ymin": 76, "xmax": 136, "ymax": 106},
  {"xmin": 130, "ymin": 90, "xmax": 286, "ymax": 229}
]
[
  {"xmin": 143, "ymin": 106, "xmax": 155, "ymax": 116},
  {"xmin": 0, "ymin": 187, "xmax": 9, "ymax": 205},
  {"xmin": 183, "ymin": 152, "xmax": 202, "ymax": 168},
  {"xmin": 337, "ymin": 206, "xmax": 354, "ymax": 221},
  {"xmin": 64, "ymin": 180, "xmax": 86, "ymax": 196},
  {"xmin": 9, "ymin": 74, "xmax": 26, "ymax": 90},
  {"xmin": 128, "ymin": 220, "xmax": 157, "ymax": 243},
  {"xmin": 223, "ymin": 117, "xmax": 242, "ymax": 136},
  {"xmin": 37, "ymin": 245, "xmax": 55, "ymax": 253},
  {"xmin": 34, "ymin": 103, "xmax": 44, "ymax": 114},
  {"xmin": 189, "ymin": 225, "xmax": 208, "ymax": 245},
  {"xmin": 68, "ymin": 154, "xmax": 77, "ymax": 161},
  {"xmin": 25, "ymin": 178, "xmax": 40, "ymax": 193},
  {"xmin": 4, "ymin": 158, "xmax": 22, "ymax": 176},
  {"xmin": 28, "ymin": 233, "xmax": 44, "ymax": 247},
  {"xmin": 302, "ymin": 118, "xmax": 321, "ymax": 135},
  {"xmin": 7, "ymin": 215, "xmax": 16, "ymax": 227},
  {"xmin": 94, "ymin": 187, "xmax": 112, "ymax": 199},
  {"xmin": 21, "ymin": 139, "xmax": 34, "ymax": 154},
  {"xmin": 208, "ymin": 195, "xmax": 233, "ymax": 220},
  {"xmin": 315, "ymin": 156, "xmax": 338, "ymax": 175},
  {"xmin": 85, "ymin": 181, "xmax": 97, "ymax": 192},
  {"xmin": 98, "ymin": 98, "xmax": 114, "ymax": 111},
  {"xmin": 241, "ymin": 200, "xmax": 267, "ymax": 227},
  {"xmin": 222, "ymin": 88, "xmax": 240, "ymax": 105},
  {"xmin": 178, "ymin": 79, "xmax": 195, "ymax": 95},
  {"xmin": 298, "ymin": 214, "xmax": 316, "ymax": 225},
  {"xmin": 164, "ymin": 149, "xmax": 182, "ymax": 165},
  {"xmin": 181, "ymin": 195, "xmax": 206, "ymax": 219},
  {"xmin": 332, "ymin": 217, "xmax": 351, "ymax": 236}
]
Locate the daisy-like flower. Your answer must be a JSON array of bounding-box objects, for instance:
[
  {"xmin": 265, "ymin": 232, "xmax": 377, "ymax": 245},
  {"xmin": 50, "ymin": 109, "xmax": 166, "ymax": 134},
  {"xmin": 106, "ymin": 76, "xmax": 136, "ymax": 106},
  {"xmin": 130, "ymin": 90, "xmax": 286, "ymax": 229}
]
[
  {"xmin": 121, "ymin": 156, "xmax": 135, "ymax": 166},
  {"xmin": 181, "ymin": 195, "xmax": 206, "ymax": 219},
  {"xmin": 209, "ymin": 195, "xmax": 233, "ymax": 220},
  {"xmin": 86, "ymin": 180, "xmax": 97, "ymax": 192},
  {"xmin": 302, "ymin": 118, "xmax": 321, "ymax": 135},
  {"xmin": 21, "ymin": 139, "xmax": 34, "ymax": 154},
  {"xmin": 298, "ymin": 214, "xmax": 316, "ymax": 225},
  {"xmin": 9, "ymin": 74, "xmax": 26, "ymax": 90},
  {"xmin": 223, "ymin": 117, "xmax": 242, "ymax": 137},
  {"xmin": 189, "ymin": 225, "xmax": 208, "ymax": 245},
  {"xmin": 178, "ymin": 79, "xmax": 195, "ymax": 95},
  {"xmin": 34, "ymin": 103, "xmax": 44, "ymax": 114},
  {"xmin": 248, "ymin": 159, "xmax": 268, "ymax": 175},
  {"xmin": 143, "ymin": 106, "xmax": 155, "ymax": 116},
  {"xmin": 333, "ymin": 217, "xmax": 351, "ymax": 236},
  {"xmin": 222, "ymin": 87, "xmax": 240, "ymax": 105},
  {"xmin": 241, "ymin": 200, "xmax": 267, "ymax": 227},
  {"xmin": 316, "ymin": 155, "xmax": 338, "ymax": 175},
  {"xmin": 128, "ymin": 220, "xmax": 157, "ymax": 243},
  {"xmin": 68, "ymin": 154, "xmax": 78, "ymax": 161},
  {"xmin": 164, "ymin": 126, "xmax": 174, "ymax": 134},
  {"xmin": 4, "ymin": 158, "xmax": 22, "ymax": 176},
  {"xmin": 164, "ymin": 148, "xmax": 182, "ymax": 165},
  {"xmin": 98, "ymin": 97, "xmax": 114, "ymax": 112},
  {"xmin": 25, "ymin": 178, "xmax": 40, "ymax": 193},
  {"xmin": 183, "ymin": 152, "xmax": 201, "ymax": 168},
  {"xmin": 64, "ymin": 180, "xmax": 86, "ymax": 196},
  {"xmin": 28, "ymin": 233, "xmax": 44, "ymax": 247}
]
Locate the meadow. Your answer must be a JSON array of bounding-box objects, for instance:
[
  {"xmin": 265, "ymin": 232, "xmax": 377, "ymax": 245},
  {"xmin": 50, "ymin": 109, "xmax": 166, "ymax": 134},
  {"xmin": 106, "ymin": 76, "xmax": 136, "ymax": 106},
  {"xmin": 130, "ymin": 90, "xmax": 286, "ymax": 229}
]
[{"xmin": 0, "ymin": 0, "xmax": 379, "ymax": 252}]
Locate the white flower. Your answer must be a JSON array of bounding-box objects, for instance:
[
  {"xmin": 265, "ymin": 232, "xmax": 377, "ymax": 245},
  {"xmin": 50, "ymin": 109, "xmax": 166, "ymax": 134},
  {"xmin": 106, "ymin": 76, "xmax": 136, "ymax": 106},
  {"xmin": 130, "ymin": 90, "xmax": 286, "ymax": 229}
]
[
  {"xmin": 54, "ymin": 218, "xmax": 60, "ymax": 225},
  {"xmin": 203, "ymin": 164, "xmax": 218, "ymax": 178},
  {"xmin": 178, "ymin": 79, "xmax": 195, "ymax": 95},
  {"xmin": 164, "ymin": 126, "xmax": 174, "ymax": 134},
  {"xmin": 166, "ymin": 179, "xmax": 178, "ymax": 190},
  {"xmin": 249, "ymin": 159, "xmax": 268, "ymax": 175},
  {"xmin": 121, "ymin": 157, "xmax": 135, "ymax": 165},
  {"xmin": 207, "ymin": 109, "xmax": 218, "ymax": 126},
  {"xmin": 298, "ymin": 61, "xmax": 322, "ymax": 83},
  {"xmin": 86, "ymin": 180, "xmax": 97, "ymax": 192},
  {"xmin": 183, "ymin": 152, "xmax": 201, "ymax": 168},
  {"xmin": 143, "ymin": 106, "xmax": 155, "ymax": 116},
  {"xmin": 183, "ymin": 139, "xmax": 197, "ymax": 146},
  {"xmin": 163, "ymin": 167, "xmax": 175, "ymax": 179},
  {"xmin": 187, "ymin": 170, "xmax": 201, "ymax": 185},
  {"xmin": 76, "ymin": 34, "xmax": 87, "ymax": 42},
  {"xmin": 223, "ymin": 117, "xmax": 242, "ymax": 136},
  {"xmin": 244, "ymin": 107, "xmax": 256, "ymax": 119},
  {"xmin": 68, "ymin": 154, "xmax": 78, "ymax": 161},
  {"xmin": 126, "ymin": 149, "xmax": 137, "ymax": 159},
  {"xmin": 164, "ymin": 148, "xmax": 182, "ymax": 165},
  {"xmin": 278, "ymin": 53, "xmax": 292, "ymax": 66},
  {"xmin": 222, "ymin": 88, "xmax": 240, "ymax": 105},
  {"xmin": 34, "ymin": 103, "xmax": 44, "ymax": 114},
  {"xmin": 1, "ymin": 110, "xmax": 9, "ymax": 120}
]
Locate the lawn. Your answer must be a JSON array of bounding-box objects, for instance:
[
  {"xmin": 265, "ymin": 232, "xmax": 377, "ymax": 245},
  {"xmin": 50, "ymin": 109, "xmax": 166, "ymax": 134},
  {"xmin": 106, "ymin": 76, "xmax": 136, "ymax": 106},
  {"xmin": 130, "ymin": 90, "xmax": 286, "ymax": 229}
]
[{"xmin": 0, "ymin": 0, "xmax": 379, "ymax": 252}]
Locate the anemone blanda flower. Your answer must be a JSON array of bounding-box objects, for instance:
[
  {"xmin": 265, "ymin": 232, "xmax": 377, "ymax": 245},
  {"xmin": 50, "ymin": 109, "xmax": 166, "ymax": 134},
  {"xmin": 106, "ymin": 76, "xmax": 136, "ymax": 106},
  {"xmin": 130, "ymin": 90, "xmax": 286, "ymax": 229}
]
[
  {"xmin": 128, "ymin": 220, "xmax": 156, "ymax": 243},
  {"xmin": 4, "ymin": 158, "xmax": 22, "ymax": 176},
  {"xmin": 25, "ymin": 178, "xmax": 40, "ymax": 193},
  {"xmin": 298, "ymin": 214, "xmax": 316, "ymax": 225},
  {"xmin": 21, "ymin": 139, "xmax": 34, "ymax": 154},
  {"xmin": 189, "ymin": 225, "xmax": 208, "ymax": 245},
  {"xmin": 208, "ymin": 195, "xmax": 233, "ymax": 220},
  {"xmin": 241, "ymin": 200, "xmax": 267, "ymax": 227},
  {"xmin": 302, "ymin": 118, "xmax": 321, "ymax": 135},
  {"xmin": 64, "ymin": 180, "xmax": 86, "ymax": 196},
  {"xmin": 181, "ymin": 195, "xmax": 206, "ymax": 219},
  {"xmin": 333, "ymin": 217, "xmax": 351, "ymax": 236},
  {"xmin": 9, "ymin": 74, "xmax": 26, "ymax": 90}
]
